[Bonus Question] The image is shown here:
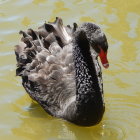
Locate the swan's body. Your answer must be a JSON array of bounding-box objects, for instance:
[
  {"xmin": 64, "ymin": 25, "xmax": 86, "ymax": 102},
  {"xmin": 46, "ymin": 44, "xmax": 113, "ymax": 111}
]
[{"xmin": 15, "ymin": 17, "xmax": 109, "ymax": 126}]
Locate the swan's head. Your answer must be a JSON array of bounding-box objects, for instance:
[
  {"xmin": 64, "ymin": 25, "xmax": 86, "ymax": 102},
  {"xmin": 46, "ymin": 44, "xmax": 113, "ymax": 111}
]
[{"xmin": 81, "ymin": 23, "xmax": 109, "ymax": 68}]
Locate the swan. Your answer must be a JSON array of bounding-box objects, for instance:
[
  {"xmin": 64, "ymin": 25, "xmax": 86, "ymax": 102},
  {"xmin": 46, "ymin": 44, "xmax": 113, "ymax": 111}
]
[{"xmin": 15, "ymin": 17, "xmax": 109, "ymax": 126}]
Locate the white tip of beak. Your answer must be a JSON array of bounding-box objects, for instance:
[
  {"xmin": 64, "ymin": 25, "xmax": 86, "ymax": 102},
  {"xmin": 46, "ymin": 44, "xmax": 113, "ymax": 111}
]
[{"xmin": 103, "ymin": 63, "xmax": 109, "ymax": 68}]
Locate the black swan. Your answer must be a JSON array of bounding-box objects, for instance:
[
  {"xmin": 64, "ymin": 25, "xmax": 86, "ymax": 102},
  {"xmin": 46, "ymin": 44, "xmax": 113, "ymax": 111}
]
[{"xmin": 15, "ymin": 17, "xmax": 109, "ymax": 126}]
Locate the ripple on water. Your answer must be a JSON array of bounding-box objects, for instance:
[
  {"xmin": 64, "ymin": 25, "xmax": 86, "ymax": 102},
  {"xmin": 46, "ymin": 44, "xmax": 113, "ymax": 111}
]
[
  {"xmin": 0, "ymin": 30, "xmax": 18, "ymax": 35},
  {"xmin": 0, "ymin": 0, "xmax": 10, "ymax": 4},
  {"xmin": 100, "ymin": 123, "xmax": 125, "ymax": 140},
  {"xmin": 0, "ymin": 15, "xmax": 20, "ymax": 22},
  {"xmin": 14, "ymin": 0, "xmax": 32, "ymax": 6},
  {"xmin": 103, "ymin": 97, "xmax": 140, "ymax": 140},
  {"xmin": 0, "ymin": 51, "xmax": 13, "ymax": 56}
]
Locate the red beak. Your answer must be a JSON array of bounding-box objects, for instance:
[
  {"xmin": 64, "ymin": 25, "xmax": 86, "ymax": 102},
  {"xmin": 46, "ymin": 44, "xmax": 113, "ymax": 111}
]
[{"xmin": 99, "ymin": 48, "xmax": 109, "ymax": 68}]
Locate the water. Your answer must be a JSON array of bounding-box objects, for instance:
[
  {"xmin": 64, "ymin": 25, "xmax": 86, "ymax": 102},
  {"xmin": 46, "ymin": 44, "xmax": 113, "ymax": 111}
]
[{"xmin": 0, "ymin": 0, "xmax": 140, "ymax": 140}]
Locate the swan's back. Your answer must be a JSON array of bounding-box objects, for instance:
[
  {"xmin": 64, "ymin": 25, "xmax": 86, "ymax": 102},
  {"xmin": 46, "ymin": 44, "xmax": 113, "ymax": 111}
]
[{"xmin": 15, "ymin": 17, "xmax": 77, "ymax": 116}]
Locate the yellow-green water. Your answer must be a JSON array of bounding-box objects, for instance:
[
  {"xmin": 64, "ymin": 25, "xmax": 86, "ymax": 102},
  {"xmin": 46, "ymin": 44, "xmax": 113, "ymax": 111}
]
[{"xmin": 0, "ymin": 0, "xmax": 140, "ymax": 140}]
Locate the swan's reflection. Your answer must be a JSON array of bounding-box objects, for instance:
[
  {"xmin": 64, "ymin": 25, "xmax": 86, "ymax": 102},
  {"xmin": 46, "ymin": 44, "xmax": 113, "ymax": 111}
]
[{"xmin": 12, "ymin": 101, "xmax": 105, "ymax": 140}]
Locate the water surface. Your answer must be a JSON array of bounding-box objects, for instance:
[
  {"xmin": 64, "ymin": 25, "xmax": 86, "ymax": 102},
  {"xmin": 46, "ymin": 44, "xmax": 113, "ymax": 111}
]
[{"xmin": 0, "ymin": 0, "xmax": 140, "ymax": 140}]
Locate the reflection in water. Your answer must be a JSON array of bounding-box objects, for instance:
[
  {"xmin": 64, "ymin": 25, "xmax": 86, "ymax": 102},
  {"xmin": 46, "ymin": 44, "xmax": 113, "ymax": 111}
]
[
  {"xmin": 11, "ymin": 100, "xmax": 105, "ymax": 140},
  {"xmin": 0, "ymin": 0, "xmax": 140, "ymax": 140}
]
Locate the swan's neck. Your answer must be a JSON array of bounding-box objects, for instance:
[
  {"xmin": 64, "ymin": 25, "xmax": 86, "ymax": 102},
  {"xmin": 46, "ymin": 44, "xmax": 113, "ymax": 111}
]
[{"xmin": 73, "ymin": 32, "xmax": 104, "ymax": 106}]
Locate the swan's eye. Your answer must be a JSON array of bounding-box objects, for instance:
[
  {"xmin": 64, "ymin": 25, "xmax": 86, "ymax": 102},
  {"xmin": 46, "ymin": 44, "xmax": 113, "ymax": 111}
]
[{"xmin": 94, "ymin": 45, "xmax": 100, "ymax": 53}]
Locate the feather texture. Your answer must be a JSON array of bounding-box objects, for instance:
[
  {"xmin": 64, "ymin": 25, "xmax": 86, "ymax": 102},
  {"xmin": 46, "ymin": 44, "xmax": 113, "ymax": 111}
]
[{"xmin": 15, "ymin": 17, "xmax": 108, "ymax": 126}]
